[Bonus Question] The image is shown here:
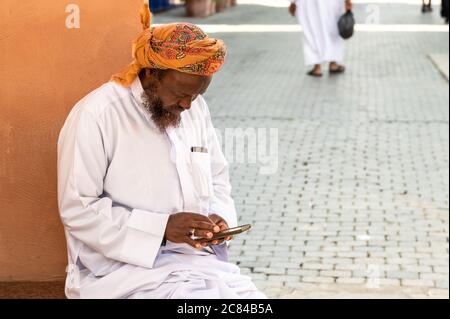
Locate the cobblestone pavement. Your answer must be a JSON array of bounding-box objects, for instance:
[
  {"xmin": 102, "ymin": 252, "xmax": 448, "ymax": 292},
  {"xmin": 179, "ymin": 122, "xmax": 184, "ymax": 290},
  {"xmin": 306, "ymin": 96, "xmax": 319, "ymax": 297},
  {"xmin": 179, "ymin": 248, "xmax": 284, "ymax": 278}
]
[{"xmin": 154, "ymin": 1, "xmax": 449, "ymax": 298}]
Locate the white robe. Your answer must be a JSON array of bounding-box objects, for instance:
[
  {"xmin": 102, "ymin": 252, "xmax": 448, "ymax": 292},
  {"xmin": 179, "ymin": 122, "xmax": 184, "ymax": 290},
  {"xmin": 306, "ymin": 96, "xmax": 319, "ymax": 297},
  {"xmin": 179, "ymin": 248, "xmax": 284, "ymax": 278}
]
[
  {"xmin": 293, "ymin": 0, "xmax": 345, "ymax": 66},
  {"xmin": 57, "ymin": 77, "xmax": 266, "ymax": 299}
]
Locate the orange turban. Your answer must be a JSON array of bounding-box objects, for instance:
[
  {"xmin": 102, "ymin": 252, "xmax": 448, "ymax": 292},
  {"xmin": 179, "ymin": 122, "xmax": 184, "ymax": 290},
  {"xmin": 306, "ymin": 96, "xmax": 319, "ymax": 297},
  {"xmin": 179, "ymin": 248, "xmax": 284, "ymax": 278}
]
[{"xmin": 111, "ymin": 2, "xmax": 227, "ymax": 87}]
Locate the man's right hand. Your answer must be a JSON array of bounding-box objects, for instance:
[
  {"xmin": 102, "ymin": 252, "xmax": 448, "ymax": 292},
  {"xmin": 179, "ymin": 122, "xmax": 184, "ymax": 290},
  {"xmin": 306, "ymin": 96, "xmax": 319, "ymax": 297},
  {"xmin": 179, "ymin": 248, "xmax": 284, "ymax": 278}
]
[
  {"xmin": 289, "ymin": 3, "xmax": 297, "ymax": 17},
  {"xmin": 164, "ymin": 213, "xmax": 220, "ymax": 249}
]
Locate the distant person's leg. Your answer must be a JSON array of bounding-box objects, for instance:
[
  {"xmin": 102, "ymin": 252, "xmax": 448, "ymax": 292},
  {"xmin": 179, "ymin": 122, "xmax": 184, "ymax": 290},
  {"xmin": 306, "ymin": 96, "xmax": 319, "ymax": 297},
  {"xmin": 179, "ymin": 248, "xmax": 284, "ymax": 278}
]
[
  {"xmin": 442, "ymin": 0, "xmax": 449, "ymax": 23},
  {"xmin": 325, "ymin": 0, "xmax": 346, "ymax": 74},
  {"xmin": 422, "ymin": 0, "xmax": 432, "ymax": 12},
  {"xmin": 308, "ymin": 64, "xmax": 323, "ymax": 77},
  {"xmin": 295, "ymin": 0, "xmax": 325, "ymax": 77},
  {"xmin": 329, "ymin": 61, "xmax": 345, "ymax": 74}
]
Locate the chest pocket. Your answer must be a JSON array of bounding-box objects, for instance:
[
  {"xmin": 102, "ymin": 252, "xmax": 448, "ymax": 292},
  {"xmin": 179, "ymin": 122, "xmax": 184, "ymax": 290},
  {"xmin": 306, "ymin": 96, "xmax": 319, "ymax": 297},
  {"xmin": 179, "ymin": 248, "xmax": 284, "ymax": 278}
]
[{"xmin": 190, "ymin": 150, "xmax": 214, "ymax": 200}]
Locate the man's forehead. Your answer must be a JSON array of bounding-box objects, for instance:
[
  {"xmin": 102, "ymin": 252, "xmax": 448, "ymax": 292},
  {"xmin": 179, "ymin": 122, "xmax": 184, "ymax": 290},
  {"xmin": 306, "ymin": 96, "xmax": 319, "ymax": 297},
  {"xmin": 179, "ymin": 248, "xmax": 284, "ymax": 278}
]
[
  {"xmin": 165, "ymin": 69, "xmax": 206, "ymax": 83},
  {"xmin": 163, "ymin": 70, "xmax": 212, "ymax": 93}
]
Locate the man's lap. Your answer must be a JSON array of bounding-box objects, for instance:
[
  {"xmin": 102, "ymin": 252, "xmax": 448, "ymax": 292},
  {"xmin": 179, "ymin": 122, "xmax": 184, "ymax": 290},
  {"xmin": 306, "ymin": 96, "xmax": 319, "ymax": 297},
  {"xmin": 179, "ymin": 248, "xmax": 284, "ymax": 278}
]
[{"xmin": 75, "ymin": 251, "xmax": 262, "ymax": 299}]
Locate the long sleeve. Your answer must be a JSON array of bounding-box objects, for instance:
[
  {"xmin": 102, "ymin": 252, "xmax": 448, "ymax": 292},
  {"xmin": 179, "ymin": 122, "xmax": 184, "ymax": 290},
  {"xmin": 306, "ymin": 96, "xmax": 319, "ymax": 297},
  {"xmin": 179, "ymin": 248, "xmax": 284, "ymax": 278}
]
[
  {"xmin": 57, "ymin": 108, "xmax": 168, "ymax": 269},
  {"xmin": 202, "ymin": 100, "xmax": 238, "ymax": 229}
]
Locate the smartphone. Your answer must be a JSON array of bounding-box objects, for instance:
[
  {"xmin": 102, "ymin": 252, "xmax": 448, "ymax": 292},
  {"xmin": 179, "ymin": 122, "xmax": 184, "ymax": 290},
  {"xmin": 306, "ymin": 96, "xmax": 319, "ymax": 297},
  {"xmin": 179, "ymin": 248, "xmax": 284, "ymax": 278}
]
[{"xmin": 200, "ymin": 224, "xmax": 252, "ymax": 241}]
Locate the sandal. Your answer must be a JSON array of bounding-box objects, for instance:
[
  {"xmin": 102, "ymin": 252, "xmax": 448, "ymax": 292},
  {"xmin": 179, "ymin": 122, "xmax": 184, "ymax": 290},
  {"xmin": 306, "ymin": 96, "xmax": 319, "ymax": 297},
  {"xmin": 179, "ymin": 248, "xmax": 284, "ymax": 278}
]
[
  {"xmin": 329, "ymin": 65, "xmax": 346, "ymax": 74},
  {"xmin": 307, "ymin": 69, "xmax": 323, "ymax": 77}
]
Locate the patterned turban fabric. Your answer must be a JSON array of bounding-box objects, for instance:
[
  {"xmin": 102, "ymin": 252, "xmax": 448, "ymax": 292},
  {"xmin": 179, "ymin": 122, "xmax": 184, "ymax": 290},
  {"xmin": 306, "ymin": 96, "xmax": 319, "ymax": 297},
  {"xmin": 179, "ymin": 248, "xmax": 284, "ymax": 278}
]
[{"xmin": 111, "ymin": 2, "xmax": 227, "ymax": 87}]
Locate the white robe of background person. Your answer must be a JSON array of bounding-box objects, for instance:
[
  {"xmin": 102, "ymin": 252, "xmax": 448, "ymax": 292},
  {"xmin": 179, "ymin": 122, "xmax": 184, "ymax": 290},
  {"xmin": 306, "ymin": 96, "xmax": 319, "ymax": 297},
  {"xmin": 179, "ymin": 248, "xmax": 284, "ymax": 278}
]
[
  {"xmin": 57, "ymin": 77, "xmax": 266, "ymax": 299},
  {"xmin": 292, "ymin": 0, "xmax": 345, "ymax": 66}
]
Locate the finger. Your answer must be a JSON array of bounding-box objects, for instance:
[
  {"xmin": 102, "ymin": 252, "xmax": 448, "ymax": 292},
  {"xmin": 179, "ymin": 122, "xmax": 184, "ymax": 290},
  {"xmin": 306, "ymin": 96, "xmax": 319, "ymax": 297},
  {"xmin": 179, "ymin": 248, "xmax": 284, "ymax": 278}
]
[
  {"xmin": 198, "ymin": 238, "xmax": 216, "ymax": 245},
  {"xmin": 225, "ymin": 236, "xmax": 233, "ymax": 241},
  {"xmin": 207, "ymin": 214, "xmax": 220, "ymax": 223},
  {"xmin": 190, "ymin": 221, "xmax": 220, "ymax": 233},
  {"xmin": 207, "ymin": 214, "xmax": 228, "ymax": 226},
  {"xmin": 217, "ymin": 221, "xmax": 228, "ymax": 231},
  {"xmin": 192, "ymin": 229, "xmax": 214, "ymax": 239},
  {"xmin": 184, "ymin": 236, "xmax": 203, "ymax": 249},
  {"xmin": 199, "ymin": 237, "xmax": 222, "ymax": 245}
]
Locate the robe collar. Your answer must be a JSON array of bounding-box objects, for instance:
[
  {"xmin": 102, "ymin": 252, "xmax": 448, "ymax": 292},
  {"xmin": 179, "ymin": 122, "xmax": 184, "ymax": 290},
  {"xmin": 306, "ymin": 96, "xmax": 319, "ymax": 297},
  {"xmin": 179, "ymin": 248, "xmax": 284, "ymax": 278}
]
[{"xmin": 130, "ymin": 76, "xmax": 158, "ymax": 130}]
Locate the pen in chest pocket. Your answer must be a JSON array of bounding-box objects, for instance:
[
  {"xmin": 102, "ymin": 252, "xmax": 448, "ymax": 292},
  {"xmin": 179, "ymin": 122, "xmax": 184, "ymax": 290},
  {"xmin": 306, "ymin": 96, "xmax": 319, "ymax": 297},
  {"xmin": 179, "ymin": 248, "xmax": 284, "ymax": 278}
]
[{"xmin": 191, "ymin": 146, "xmax": 208, "ymax": 153}]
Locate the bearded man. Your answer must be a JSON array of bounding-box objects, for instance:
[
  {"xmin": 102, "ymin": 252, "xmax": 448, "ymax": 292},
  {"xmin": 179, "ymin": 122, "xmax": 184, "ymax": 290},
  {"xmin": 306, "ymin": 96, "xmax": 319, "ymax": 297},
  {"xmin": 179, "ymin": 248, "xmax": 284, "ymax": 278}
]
[{"xmin": 57, "ymin": 3, "xmax": 266, "ymax": 299}]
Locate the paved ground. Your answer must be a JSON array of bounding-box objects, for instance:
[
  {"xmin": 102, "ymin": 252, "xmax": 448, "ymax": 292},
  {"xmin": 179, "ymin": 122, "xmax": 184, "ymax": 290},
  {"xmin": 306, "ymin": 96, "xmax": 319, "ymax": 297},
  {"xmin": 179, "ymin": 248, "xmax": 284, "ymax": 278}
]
[
  {"xmin": 155, "ymin": 0, "xmax": 449, "ymax": 299},
  {"xmin": 429, "ymin": 54, "xmax": 449, "ymax": 80}
]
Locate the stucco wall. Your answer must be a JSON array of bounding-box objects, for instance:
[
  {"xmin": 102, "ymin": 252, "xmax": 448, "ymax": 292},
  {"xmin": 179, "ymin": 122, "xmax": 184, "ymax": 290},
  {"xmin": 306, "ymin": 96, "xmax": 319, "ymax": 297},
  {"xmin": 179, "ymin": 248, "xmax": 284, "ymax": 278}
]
[{"xmin": 0, "ymin": 0, "xmax": 142, "ymax": 281}]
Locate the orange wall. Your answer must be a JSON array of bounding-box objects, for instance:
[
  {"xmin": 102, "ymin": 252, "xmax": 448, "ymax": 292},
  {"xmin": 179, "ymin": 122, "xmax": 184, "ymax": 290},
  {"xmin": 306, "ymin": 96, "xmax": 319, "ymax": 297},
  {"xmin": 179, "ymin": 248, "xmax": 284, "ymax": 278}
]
[{"xmin": 0, "ymin": 0, "xmax": 142, "ymax": 281}]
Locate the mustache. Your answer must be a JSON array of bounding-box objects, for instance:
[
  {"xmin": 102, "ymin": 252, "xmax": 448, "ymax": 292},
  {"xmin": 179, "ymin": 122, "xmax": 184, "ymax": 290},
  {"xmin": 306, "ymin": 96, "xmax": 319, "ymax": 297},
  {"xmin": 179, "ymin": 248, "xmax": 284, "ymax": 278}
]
[
  {"xmin": 167, "ymin": 104, "xmax": 184, "ymax": 114},
  {"xmin": 141, "ymin": 91, "xmax": 182, "ymax": 132}
]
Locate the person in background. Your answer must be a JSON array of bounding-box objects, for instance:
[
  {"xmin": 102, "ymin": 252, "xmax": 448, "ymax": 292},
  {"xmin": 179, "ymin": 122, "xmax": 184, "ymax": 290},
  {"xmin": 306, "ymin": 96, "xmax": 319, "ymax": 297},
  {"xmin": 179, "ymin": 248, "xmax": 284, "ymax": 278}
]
[
  {"xmin": 289, "ymin": 0, "xmax": 353, "ymax": 77},
  {"xmin": 422, "ymin": 0, "xmax": 433, "ymax": 13},
  {"xmin": 441, "ymin": 0, "xmax": 449, "ymax": 23}
]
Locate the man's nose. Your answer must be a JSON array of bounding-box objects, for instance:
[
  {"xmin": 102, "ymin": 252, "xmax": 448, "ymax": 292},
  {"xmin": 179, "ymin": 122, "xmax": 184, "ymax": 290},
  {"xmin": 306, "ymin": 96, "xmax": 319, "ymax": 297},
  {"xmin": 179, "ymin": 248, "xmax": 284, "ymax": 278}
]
[{"xmin": 179, "ymin": 97, "xmax": 193, "ymax": 110}]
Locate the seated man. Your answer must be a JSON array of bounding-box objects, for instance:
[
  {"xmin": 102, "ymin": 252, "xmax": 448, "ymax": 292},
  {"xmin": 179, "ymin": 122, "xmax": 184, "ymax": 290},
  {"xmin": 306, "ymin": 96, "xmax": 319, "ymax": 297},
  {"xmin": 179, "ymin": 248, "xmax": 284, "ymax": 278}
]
[{"xmin": 57, "ymin": 3, "xmax": 266, "ymax": 299}]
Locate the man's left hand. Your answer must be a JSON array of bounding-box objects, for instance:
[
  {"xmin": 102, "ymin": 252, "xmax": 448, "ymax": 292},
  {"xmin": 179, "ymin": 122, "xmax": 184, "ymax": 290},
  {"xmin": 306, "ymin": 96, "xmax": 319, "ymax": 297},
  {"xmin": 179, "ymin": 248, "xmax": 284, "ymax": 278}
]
[{"xmin": 208, "ymin": 213, "xmax": 232, "ymax": 245}]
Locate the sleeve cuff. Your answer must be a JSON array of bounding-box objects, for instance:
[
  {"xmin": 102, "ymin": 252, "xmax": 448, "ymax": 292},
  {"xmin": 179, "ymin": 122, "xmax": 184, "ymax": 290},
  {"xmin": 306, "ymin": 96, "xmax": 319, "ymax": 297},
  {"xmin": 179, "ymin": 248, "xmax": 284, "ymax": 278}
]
[
  {"xmin": 127, "ymin": 209, "xmax": 169, "ymax": 237},
  {"xmin": 119, "ymin": 209, "xmax": 170, "ymax": 268}
]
